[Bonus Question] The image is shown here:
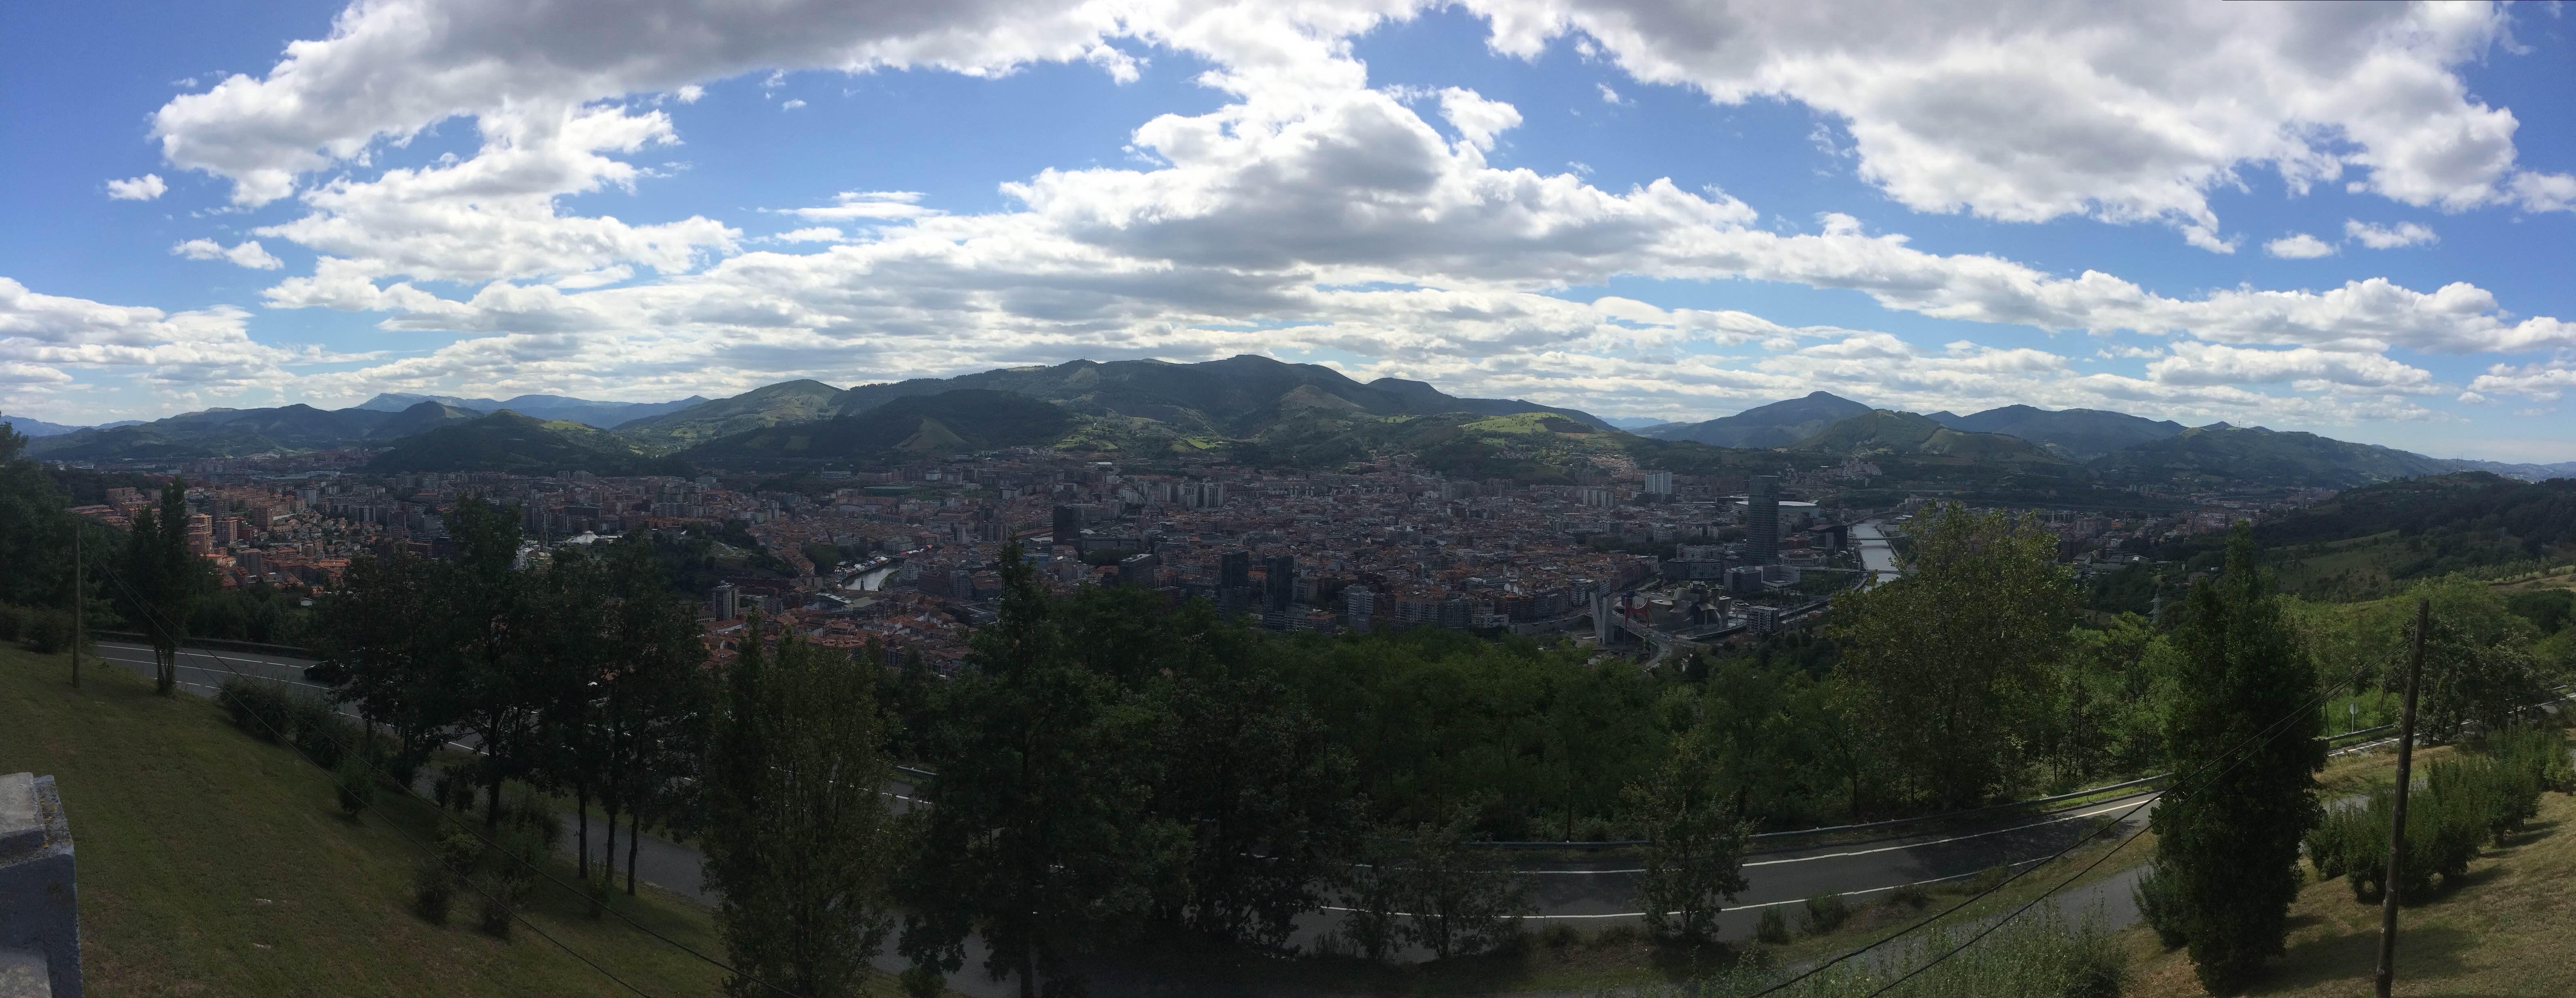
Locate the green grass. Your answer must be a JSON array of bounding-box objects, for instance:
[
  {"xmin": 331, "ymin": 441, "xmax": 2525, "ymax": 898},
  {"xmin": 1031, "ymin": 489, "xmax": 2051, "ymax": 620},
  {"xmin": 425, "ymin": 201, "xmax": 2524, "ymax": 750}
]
[
  {"xmin": 0, "ymin": 642, "xmax": 901, "ymax": 997},
  {"xmin": 2127, "ymin": 755, "xmax": 2576, "ymax": 997}
]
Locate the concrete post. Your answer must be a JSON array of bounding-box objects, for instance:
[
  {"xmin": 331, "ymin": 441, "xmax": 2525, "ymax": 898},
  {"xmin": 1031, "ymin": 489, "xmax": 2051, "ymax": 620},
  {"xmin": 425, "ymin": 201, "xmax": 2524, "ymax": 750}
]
[{"xmin": 0, "ymin": 773, "xmax": 79, "ymax": 998}]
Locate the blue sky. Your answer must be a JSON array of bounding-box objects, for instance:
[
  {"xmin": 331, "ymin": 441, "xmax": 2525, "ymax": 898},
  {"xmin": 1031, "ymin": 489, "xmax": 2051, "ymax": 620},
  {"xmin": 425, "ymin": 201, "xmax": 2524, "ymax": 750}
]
[{"xmin": 4, "ymin": 1, "xmax": 2573, "ymax": 461}]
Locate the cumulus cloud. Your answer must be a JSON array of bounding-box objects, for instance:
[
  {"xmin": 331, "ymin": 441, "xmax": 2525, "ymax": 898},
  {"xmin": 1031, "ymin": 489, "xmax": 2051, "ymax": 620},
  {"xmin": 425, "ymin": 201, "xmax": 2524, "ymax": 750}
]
[
  {"xmin": 1472, "ymin": 0, "xmax": 2569, "ymax": 239},
  {"xmin": 2469, "ymin": 362, "xmax": 2576, "ymax": 401},
  {"xmin": 2263, "ymin": 233, "xmax": 2336, "ymax": 259},
  {"xmin": 172, "ymin": 238, "xmax": 286, "ymax": 270},
  {"xmin": 106, "ymin": 174, "xmax": 168, "ymax": 200},
  {"xmin": 780, "ymin": 98, "xmax": 807, "ymax": 110},
  {"xmin": 0, "ymin": 277, "xmax": 294, "ymax": 390},
  {"xmin": 106, "ymin": 0, "xmax": 2576, "ymax": 430},
  {"xmin": 2344, "ymin": 219, "xmax": 2438, "ymax": 249}
]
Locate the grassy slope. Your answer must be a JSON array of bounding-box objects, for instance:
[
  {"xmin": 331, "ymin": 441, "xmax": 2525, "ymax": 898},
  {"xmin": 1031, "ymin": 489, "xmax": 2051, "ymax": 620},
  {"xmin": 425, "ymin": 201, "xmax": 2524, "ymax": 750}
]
[
  {"xmin": 2127, "ymin": 769, "xmax": 2576, "ymax": 997},
  {"xmin": 0, "ymin": 644, "xmax": 756, "ymax": 998}
]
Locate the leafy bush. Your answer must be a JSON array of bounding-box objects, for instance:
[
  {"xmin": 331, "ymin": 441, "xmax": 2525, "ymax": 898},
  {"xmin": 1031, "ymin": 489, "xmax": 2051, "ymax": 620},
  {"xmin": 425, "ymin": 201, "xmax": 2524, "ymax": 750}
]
[
  {"xmin": 19, "ymin": 607, "xmax": 76, "ymax": 653},
  {"xmin": 2312, "ymin": 781, "xmax": 2483, "ymax": 904},
  {"xmin": 1883, "ymin": 881, "xmax": 1930, "ymax": 909},
  {"xmin": 334, "ymin": 755, "xmax": 376, "ymax": 818},
  {"xmin": 1802, "ymin": 892, "xmax": 1851, "ymax": 935},
  {"xmin": 1756, "ymin": 907, "xmax": 1792, "ymax": 945},
  {"xmin": 0, "ymin": 605, "xmax": 21, "ymax": 641},
  {"xmin": 216, "ymin": 677, "xmax": 295, "ymax": 741},
  {"xmin": 2132, "ymin": 860, "xmax": 2186, "ymax": 949},
  {"xmin": 287, "ymin": 694, "xmax": 355, "ymax": 769}
]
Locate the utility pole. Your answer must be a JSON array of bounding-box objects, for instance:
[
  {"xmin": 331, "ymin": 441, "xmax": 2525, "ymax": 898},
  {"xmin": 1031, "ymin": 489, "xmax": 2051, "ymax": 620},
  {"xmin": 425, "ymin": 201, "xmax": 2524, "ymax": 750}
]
[
  {"xmin": 71, "ymin": 523, "xmax": 82, "ymax": 690},
  {"xmin": 2375, "ymin": 596, "xmax": 2428, "ymax": 998}
]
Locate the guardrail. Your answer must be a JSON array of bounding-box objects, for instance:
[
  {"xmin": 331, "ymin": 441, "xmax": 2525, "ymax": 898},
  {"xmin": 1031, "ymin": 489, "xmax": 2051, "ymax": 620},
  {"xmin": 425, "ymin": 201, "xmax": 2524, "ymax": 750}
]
[
  {"xmin": 1470, "ymin": 771, "xmax": 2173, "ymax": 850},
  {"xmin": 91, "ymin": 631, "xmax": 317, "ymax": 658}
]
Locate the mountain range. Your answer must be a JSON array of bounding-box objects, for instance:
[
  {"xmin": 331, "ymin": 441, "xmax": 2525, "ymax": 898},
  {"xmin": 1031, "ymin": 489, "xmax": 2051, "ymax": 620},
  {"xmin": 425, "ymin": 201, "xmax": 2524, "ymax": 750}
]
[
  {"xmin": 355, "ymin": 392, "xmax": 708, "ymax": 429},
  {"xmin": 18, "ymin": 361, "xmax": 2572, "ymax": 491}
]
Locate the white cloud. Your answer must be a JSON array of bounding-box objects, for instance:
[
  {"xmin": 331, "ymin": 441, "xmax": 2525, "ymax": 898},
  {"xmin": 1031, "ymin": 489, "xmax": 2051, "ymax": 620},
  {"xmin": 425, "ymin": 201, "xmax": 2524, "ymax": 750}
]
[
  {"xmin": 2344, "ymin": 219, "xmax": 2438, "ymax": 249},
  {"xmin": 780, "ymin": 98, "xmax": 807, "ymax": 110},
  {"xmin": 106, "ymin": 0, "xmax": 2576, "ymax": 431},
  {"xmin": 106, "ymin": 174, "xmax": 168, "ymax": 200},
  {"xmin": 1596, "ymin": 82, "xmax": 1627, "ymax": 105},
  {"xmin": 0, "ymin": 277, "xmax": 294, "ymax": 390},
  {"xmin": 1472, "ymin": 0, "xmax": 2570, "ymax": 239},
  {"xmin": 2469, "ymin": 362, "xmax": 2576, "ymax": 401},
  {"xmin": 2263, "ymin": 232, "xmax": 2336, "ymax": 259},
  {"xmin": 768, "ymin": 227, "xmax": 847, "ymax": 243},
  {"xmin": 172, "ymin": 238, "xmax": 286, "ymax": 270},
  {"xmin": 782, "ymin": 190, "xmax": 942, "ymax": 221},
  {"xmin": 1435, "ymin": 87, "xmax": 1522, "ymax": 152}
]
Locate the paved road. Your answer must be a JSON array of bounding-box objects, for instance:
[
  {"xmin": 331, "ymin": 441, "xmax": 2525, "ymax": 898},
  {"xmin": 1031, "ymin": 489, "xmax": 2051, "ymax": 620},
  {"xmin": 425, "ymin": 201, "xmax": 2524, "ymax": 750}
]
[{"xmin": 98, "ymin": 639, "xmax": 2169, "ymax": 994}]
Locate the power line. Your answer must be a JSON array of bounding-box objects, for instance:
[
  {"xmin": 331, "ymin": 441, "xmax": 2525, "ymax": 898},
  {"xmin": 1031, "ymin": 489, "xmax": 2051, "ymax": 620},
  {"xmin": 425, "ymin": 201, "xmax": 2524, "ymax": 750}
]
[
  {"xmin": 1749, "ymin": 664, "xmax": 2368, "ymax": 998},
  {"xmin": 1855, "ymin": 669, "xmax": 2368, "ymax": 998},
  {"xmin": 90, "ymin": 561, "xmax": 655, "ymax": 998}
]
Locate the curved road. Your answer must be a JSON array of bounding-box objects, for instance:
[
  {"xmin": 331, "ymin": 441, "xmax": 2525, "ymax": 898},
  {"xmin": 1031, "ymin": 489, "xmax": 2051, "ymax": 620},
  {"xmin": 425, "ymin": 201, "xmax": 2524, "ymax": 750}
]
[{"xmin": 99, "ymin": 640, "xmax": 2159, "ymax": 994}]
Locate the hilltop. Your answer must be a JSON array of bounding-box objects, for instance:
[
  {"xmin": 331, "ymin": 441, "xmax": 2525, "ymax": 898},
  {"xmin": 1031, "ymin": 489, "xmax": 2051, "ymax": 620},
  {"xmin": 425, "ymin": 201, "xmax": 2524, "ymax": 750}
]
[
  {"xmin": 356, "ymin": 392, "xmax": 708, "ymax": 429},
  {"xmin": 827, "ymin": 355, "xmax": 1613, "ymax": 436},
  {"xmin": 1925, "ymin": 405, "xmax": 2184, "ymax": 460},
  {"xmin": 1638, "ymin": 391, "xmax": 1872, "ymax": 448},
  {"xmin": 681, "ymin": 389, "xmax": 1078, "ymax": 466},
  {"xmin": 1792, "ymin": 409, "xmax": 2066, "ymax": 463},
  {"xmin": 2089, "ymin": 424, "xmax": 2457, "ymax": 488},
  {"xmin": 26, "ymin": 403, "xmax": 427, "ymax": 461},
  {"xmin": 369, "ymin": 411, "xmax": 689, "ymax": 476},
  {"xmin": 617, "ymin": 380, "xmax": 845, "ymax": 453}
]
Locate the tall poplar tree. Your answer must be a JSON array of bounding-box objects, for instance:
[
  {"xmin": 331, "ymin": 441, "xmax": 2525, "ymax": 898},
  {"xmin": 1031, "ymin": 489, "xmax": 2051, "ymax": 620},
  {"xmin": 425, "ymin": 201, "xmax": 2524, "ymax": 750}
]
[
  {"xmin": 1626, "ymin": 727, "xmax": 1751, "ymax": 941},
  {"xmin": 119, "ymin": 475, "xmax": 201, "ymax": 694},
  {"xmin": 2151, "ymin": 522, "xmax": 2323, "ymax": 993},
  {"xmin": 703, "ymin": 621, "xmax": 899, "ymax": 998},
  {"xmin": 898, "ymin": 542, "xmax": 1186, "ymax": 998}
]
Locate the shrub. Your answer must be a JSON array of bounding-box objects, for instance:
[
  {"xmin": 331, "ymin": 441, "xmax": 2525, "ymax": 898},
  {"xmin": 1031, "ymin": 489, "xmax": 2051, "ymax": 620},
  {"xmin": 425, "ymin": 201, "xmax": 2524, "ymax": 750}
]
[
  {"xmin": 899, "ymin": 965, "xmax": 947, "ymax": 998},
  {"xmin": 1963, "ymin": 863, "xmax": 2012, "ymax": 895},
  {"xmin": 1802, "ymin": 892, "xmax": 1851, "ymax": 935},
  {"xmin": 216, "ymin": 677, "xmax": 295, "ymax": 741},
  {"xmin": 1594, "ymin": 922, "xmax": 1645, "ymax": 947},
  {"xmin": 2321, "ymin": 783, "xmax": 2484, "ymax": 904},
  {"xmin": 287, "ymin": 694, "xmax": 353, "ymax": 769},
  {"xmin": 2132, "ymin": 859, "xmax": 2187, "ymax": 949},
  {"xmin": 1538, "ymin": 922, "xmax": 1581, "ymax": 949},
  {"xmin": 334, "ymin": 755, "xmax": 376, "ymax": 818},
  {"xmin": 1883, "ymin": 881, "xmax": 1930, "ymax": 909},
  {"xmin": 0, "ymin": 605, "xmax": 22, "ymax": 641},
  {"xmin": 412, "ymin": 857, "xmax": 454, "ymax": 924},
  {"xmin": 1755, "ymin": 907, "xmax": 1792, "ymax": 945},
  {"xmin": 20, "ymin": 607, "xmax": 77, "ymax": 654}
]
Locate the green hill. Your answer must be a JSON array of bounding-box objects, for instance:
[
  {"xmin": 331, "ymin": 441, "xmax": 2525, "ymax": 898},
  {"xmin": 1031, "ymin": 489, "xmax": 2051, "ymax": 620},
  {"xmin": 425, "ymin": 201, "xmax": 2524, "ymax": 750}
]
[
  {"xmin": 370, "ymin": 411, "xmax": 686, "ymax": 476},
  {"xmin": 827, "ymin": 355, "xmax": 1613, "ymax": 437},
  {"xmin": 2157, "ymin": 472, "xmax": 2576, "ymax": 598},
  {"xmin": 680, "ymin": 389, "xmax": 1077, "ymax": 467},
  {"xmin": 1792, "ymin": 410, "xmax": 2066, "ymax": 463},
  {"xmin": 368, "ymin": 400, "xmax": 483, "ymax": 439},
  {"xmin": 1924, "ymin": 404, "xmax": 2183, "ymax": 460},
  {"xmin": 0, "ymin": 643, "xmax": 744, "ymax": 997},
  {"xmin": 1231, "ymin": 408, "xmax": 1794, "ymax": 482},
  {"xmin": 28, "ymin": 403, "xmax": 396, "ymax": 460},
  {"xmin": 616, "ymin": 379, "xmax": 844, "ymax": 453},
  {"xmin": 2088, "ymin": 424, "xmax": 2455, "ymax": 488},
  {"xmin": 1639, "ymin": 391, "xmax": 1873, "ymax": 448}
]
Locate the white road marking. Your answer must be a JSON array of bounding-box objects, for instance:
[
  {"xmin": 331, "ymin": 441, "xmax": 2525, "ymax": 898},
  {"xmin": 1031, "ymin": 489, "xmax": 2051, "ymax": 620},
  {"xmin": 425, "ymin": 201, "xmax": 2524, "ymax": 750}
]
[{"xmin": 1520, "ymin": 796, "xmax": 2155, "ymax": 875}]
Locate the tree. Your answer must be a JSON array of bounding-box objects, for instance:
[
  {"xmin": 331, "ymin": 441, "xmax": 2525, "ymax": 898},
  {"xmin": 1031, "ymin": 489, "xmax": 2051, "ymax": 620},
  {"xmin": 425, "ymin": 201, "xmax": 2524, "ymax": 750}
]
[
  {"xmin": 1828, "ymin": 503, "xmax": 2079, "ymax": 810},
  {"xmin": 319, "ymin": 550, "xmax": 454, "ymax": 784},
  {"xmin": 703, "ymin": 620, "xmax": 901, "ymax": 998},
  {"xmin": 448, "ymin": 494, "xmax": 541, "ymax": 828},
  {"xmin": 898, "ymin": 542, "xmax": 1186, "ymax": 998},
  {"xmin": 118, "ymin": 476, "xmax": 202, "ymax": 694},
  {"xmin": 1626, "ymin": 727, "xmax": 1751, "ymax": 941},
  {"xmin": 597, "ymin": 534, "xmax": 712, "ymax": 895},
  {"xmin": 1143, "ymin": 617, "xmax": 1360, "ymax": 949},
  {"xmin": 1385, "ymin": 807, "xmax": 1535, "ymax": 960},
  {"xmin": 2150, "ymin": 523, "xmax": 2323, "ymax": 993}
]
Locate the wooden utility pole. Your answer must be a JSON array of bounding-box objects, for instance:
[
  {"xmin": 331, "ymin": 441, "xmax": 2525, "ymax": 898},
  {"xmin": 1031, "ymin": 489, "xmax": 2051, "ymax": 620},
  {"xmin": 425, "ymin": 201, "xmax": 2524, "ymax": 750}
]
[
  {"xmin": 71, "ymin": 523, "xmax": 82, "ymax": 690},
  {"xmin": 2374, "ymin": 596, "xmax": 2428, "ymax": 998}
]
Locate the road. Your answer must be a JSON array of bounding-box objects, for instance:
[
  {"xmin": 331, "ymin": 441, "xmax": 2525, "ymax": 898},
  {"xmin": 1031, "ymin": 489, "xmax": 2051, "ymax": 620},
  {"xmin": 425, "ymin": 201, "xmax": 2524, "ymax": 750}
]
[{"xmin": 98, "ymin": 639, "xmax": 2168, "ymax": 994}]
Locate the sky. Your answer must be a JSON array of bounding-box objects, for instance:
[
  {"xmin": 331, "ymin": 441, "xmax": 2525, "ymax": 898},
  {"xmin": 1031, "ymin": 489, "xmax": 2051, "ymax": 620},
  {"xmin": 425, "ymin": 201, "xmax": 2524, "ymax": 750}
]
[{"xmin": 3, "ymin": 1, "xmax": 2574, "ymax": 461}]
